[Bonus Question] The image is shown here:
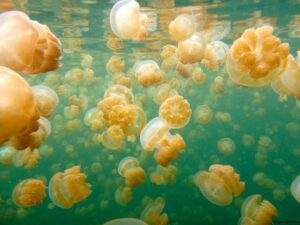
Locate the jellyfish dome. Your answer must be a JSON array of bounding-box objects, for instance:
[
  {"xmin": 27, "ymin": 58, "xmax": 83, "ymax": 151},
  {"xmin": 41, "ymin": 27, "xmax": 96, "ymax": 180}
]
[
  {"xmin": 291, "ymin": 174, "xmax": 300, "ymax": 203},
  {"xmin": 0, "ymin": 11, "xmax": 62, "ymax": 74},
  {"xmin": 103, "ymin": 218, "xmax": 147, "ymax": 225},
  {"xmin": 217, "ymin": 138, "xmax": 236, "ymax": 156}
]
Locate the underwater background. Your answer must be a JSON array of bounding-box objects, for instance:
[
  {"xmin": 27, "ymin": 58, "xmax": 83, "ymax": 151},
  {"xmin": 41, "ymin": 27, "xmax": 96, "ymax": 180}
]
[{"xmin": 0, "ymin": 0, "xmax": 300, "ymax": 224}]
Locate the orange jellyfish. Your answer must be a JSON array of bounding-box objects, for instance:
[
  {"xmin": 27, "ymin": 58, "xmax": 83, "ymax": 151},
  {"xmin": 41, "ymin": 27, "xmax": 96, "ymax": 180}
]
[
  {"xmin": 114, "ymin": 186, "xmax": 133, "ymax": 206},
  {"xmin": 291, "ymin": 174, "xmax": 300, "ymax": 203},
  {"xmin": 0, "ymin": 11, "xmax": 62, "ymax": 74},
  {"xmin": 110, "ymin": 0, "xmax": 156, "ymax": 40},
  {"xmin": 152, "ymin": 84, "xmax": 178, "ymax": 105},
  {"xmin": 159, "ymin": 95, "xmax": 192, "ymax": 129},
  {"xmin": 103, "ymin": 218, "xmax": 147, "ymax": 225},
  {"xmin": 0, "ymin": 66, "xmax": 39, "ymax": 145},
  {"xmin": 194, "ymin": 164, "xmax": 245, "ymax": 206},
  {"xmin": 98, "ymin": 125, "xmax": 125, "ymax": 150},
  {"xmin": 134, "ymin": 60, "xmax": 165, "ymax": 87},
  {"xmin": 48, "ymin": 166, "xmax": 91, "ymax": 208},
  {"xmin": 32, "ymin": 85, "xmax": 59, "ymax": 118},
  {"xmin": 239, "ymin": 194, "xmax": 277, "ymax": 225},
  {"xmin": 106, "ymin": 55, "xmax": 125, "ymax": 76},
  {"xmin": 168, "ymin": 14, "xmax": 198, "ymax": 41},
  {"xmin": 118, "ymin": 157, "xmax": 146, "ymax": 188},
  {"xmin": 194, "ymin": 104, "xmax": 213, "ymax": 125},
  {"xmin": 217, "ymin": 137, "xmax": 236, "ymax": 156},
  {"xmin": 140, "ymin": 197, "xmax": 168, "ymax": 225},
  {"xmin": 226, "ymin": 25, "xmax": 289, "ymax": 87},
  {"xmin": 13, "ymin": 148, "xmax": 40, "ymax": 169},
  {"xmin": 202, "ymin": 41, "xmax": 229, "ymax": 71},
  {"xmin": 12, "ymin": 179, "xmax": 46, "ymax": 207}
]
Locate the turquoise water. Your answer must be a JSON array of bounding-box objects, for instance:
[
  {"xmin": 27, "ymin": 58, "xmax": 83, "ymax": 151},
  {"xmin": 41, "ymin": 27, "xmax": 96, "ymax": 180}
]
[{"xmin": 0, "ymin": 0, "xmax": 300, "ymax": 225}]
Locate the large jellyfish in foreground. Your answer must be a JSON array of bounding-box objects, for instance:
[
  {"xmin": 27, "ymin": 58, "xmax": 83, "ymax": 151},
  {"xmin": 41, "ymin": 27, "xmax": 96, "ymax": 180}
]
[{"xmin": 0, "ymin": 11, "xmax": 62, "ymax": 74}]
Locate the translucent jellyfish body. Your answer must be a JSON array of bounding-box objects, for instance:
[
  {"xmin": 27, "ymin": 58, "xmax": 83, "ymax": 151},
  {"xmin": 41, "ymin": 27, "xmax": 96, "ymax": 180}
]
[
  {"xmin": 152, "ymin": 84, "xmax": 178, "ymax": 105},
  {"xmin": 0, "ymin": 11, "xmax": 62, "ymax": 74},
  {"xmin": 0, "ymin": 66, "xmax": 38, "ymax": 144},
  {"xmin": 48, "ymin": 166, "xmax": 91, "ymax": 208},
  {"xmin": 118, "ymin": 157, "xmax": 146, "ymax": 188},
  {"xmin": 114, "ymin": 186, "xmax": 133, "ymax": 206},
  {"xmin": 106, "ymin": 55, "xmax": 125, "ymax": 75},
  {"xmin": 140, "ymin": 197, "xmax": 168, "ymax": 225},
  {"xmin": 194, "ymin": 105, "xmax": 213, "ymax": 125},
  {"xmin": 177, "ymin": 32, "xmax": 206, "ymax": 64},
  {"xmin": 110, "ymin": 0, "xmax": 156, "ymax": 40},
  {"xmin": 0, "ymin": 146, "xmax": 15, "ymax": 166},
  {"xmin": 134, "ymin": 60, "xmax": 165, "ymax": 87},
  {"xmin": 12, "ymin": 179, "xmax": 46, "ymax": 207},
  {"xmin": 168, "ymin": 14, "xmax": 198, "ymax": 41},
  {"xmin": 84, "ymin": 108, "xmax": 105, "ymax": 132},
  {"xmin": 150, "ymin": 165, "xmax": 177, "ymax": 185},
  {"xmin": 239, "ymin": 194, "xmax": 277, "ymax": 225},
  {"xmin": 203, "ymin": 41, "xmax": 229, "ymax": 71},
  {"xmin": 98, "ymin": 125, "xmax": 125, "ymax": 150},
  {"xmin": 226, "ymin": 25, "xmax": 289, "ymax": 87},
  {"xmin": 159, "ymin": 95, "xmax": 192, "ymax": 128},
  {"xmin": 32, "ymin": 85, "xmax": 59, "ymax": 118},
  {"xmin": 217, "ymin": 138, "xmax": 236, "ymax": 156},
  {"xmin": 13, "ymin": 148, "xmax": 40, "ymax": 169},
  {"xmin": 291, "ymin": 174, "xmax": 300, "ymax": 203},
  {"xmin": 104, "ymin": 84, "xmax": 134, "ymax": 104},
  {"xmin": 194, "ymin": 164, "xmax": 245, "ymax": 206},
  {"xmin": 103, "ymin": 218, "xmax": 147, "ymax": 225}
]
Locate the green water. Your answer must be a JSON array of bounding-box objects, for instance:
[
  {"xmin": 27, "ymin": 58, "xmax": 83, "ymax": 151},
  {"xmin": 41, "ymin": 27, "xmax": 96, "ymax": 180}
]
[{"xmin": 0, "ymin": 0, "xmax": 300, "ymax": 224}]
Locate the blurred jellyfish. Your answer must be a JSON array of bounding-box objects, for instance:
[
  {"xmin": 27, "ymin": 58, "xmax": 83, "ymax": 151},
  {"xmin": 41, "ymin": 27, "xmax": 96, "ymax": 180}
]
[
  {"xmin": 242, "ymin": 134, "xmax": 255, "ymax": 148},
  {"xmin": 12, "ymin": 179, "xmax": 46, "ymax": 207},
  {"xmin": 98, "ymin": 125, "xmax": 125, "ymax": 150},
  {"xmin": 84, "ymin": 108, "xmax": 105, "ymax": 132},
  {"xmin": 0, "ymin": 11, "xmax": 62, "ymax": 74},
  {"xmin": 48, "ymin": 166, "xmax": 91, "ymax": 208},
  {"xmin": 191, "ymin": 66, "xmax": 206, "ymax": 84},
  {"xmin": 194, "ymin": 164, "xmax": 245, "ymax": 206},
  {"xmin": 118, "ymin": 157, "xmax": 146, "ymax": 188},
  {"xmin": 291, "ymin": 174, "xmax": 300, "ymax": 203},
  {"xmin": 134, "ymin": 60, "xmax": 165, "ymax": 87},
  {"xmin": 0, "ymin": 146, "xmax": 15, "ymax": 166},
  {"xmin": 114, "ymin": 186, "xmax": 133, "ymax": 206},
  {"xmin": 140, "ymin": 197, "xmax": 168, "ymax": 225},
  {"xmin": 217, "ymin": 138, "xmax": 236, "ymax": 156},
  {"xmin": 103, "ymin": 218, "xmax": 147, "ymax": 225},
  {"xmin": 106, "ymin": 55, "xmax": 125, "ymax": 75},
  {"xmin": 81, "ymin": 54, "xmax": 93, "ymax": 69},
  {"xmin": 150, "ymin": 165, "xmax": 177, "ymax": 185},
  {"xmin": 238, "ymin": 194, "xmax": 277, "ymax": 225},
  {"xmin": 152, "ymin": 84, "xmax": 178, "ymax": 105},
  {"xmin": 168, "ymin": 14, "xmax": 198, "ymax": 41},
  {"xmin": 203, "ymin": 41, "xmax": 229, "ymax": 71},
  {"xmin": 194, "ymin": 105, "xmax": 213, "ymax": 125},
  {"xmin": 13, "ymin": 148, "xmax": 40, "ymax": 169},
  {"xmin": 212, "ymin": 76, "xmax": 225, "ymax": 93},
  {"xmin": 226, "ymin": 25, "xmax": 289, "ymax": 87},
  {"xmin": 32, "ymin": 85, "xmax": 59, "ymax": 118}
]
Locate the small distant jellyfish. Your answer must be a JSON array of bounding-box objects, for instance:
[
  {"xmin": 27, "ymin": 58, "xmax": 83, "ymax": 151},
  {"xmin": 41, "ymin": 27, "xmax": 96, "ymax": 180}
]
[
  {"xmin": 12, "ymin": 148, "xmax": 40, "ymax": 169},
  {"xmin": 106, "ymin": 55, "xmax": 125, "ymax": 76},
  {"xmin": 168, "ymin": 14, "xmax": 198, "ymax": 41},
  {"xmin": 118, "ymin": 157, "xmax": 146, "ymax": 188},
  {"xmin": 291, "ymin": 174, "xmax": 300, "ymax": 203},
  {"xmin": 238, "ymin": 194, "xmax": 277, "ymax": 225},
  {"xmin": 217, "ymin": 138, "xmax": 236, "ymax": 156},
  {"xmin": 110, "ymin": 0, "xmax": 156, "ymax": 40},
  {"xmin": 194, "ymin": 164, "xmax": 245, "ymax": 206},
  {"xmin": 12, "ymin": 179, "xmax": 46, "ymax": 207},
  {"xmin": 0, "ymin": 11, "xmax": 62, "ymax": 74},
  {"xmin": 84, "ymin": 108, "xmax": 105, "ymax": 132},
  {"xmin": 191, "ymin": 67, "xmax": 206, "ymax": 84},
  {"xmin": 32, "ymin": 85, "xmax": 59, "ymax": 118},
  {"xmin": 140, "ymin": 197, "xmax": 168, "ymax": 225},
  {"xmin": 212, "ymin": 76, "xmax": 225, "ymax": 94},
  {"xmin": 242, "ymin": 134, "xmax": 255, "ymax": 148},
  {"xmin": 134, "ymin": 60, "xmax": 165, "ymax": 87},
  {"xmin": 203, "ymin": 41, "xmax": 229, "ymax": 71},
  {"xmin": 177, "ymin": 32, "xmax": 206, "ymax": 64},
  {"xmin": 152, "ymin": 84, "xmax": 178, "ymax": 105},
  {"xmin": 114, "ymin": 186, "xmax": 133, "ymax": 206},
  {"xmin": 226, "ymin": 25, "xmax": 289, "ymax": 87},
  {"xmin": 103, "ymin": 218, "xmax": 147, "ymax": 225},
  {"xmin": 48, "ymin": 166, "xmax": 91, "ymax": 208},
  {"xmin": 150, "ymin": 165, "xmax": 177, "ymax": 185},
  {"xmin": 194, "ymin": 105, "xmax": 213, "ymax": 125},
  {"xmin": 81, "ymin": 54, "xmax": 93, "ymax": 69}
]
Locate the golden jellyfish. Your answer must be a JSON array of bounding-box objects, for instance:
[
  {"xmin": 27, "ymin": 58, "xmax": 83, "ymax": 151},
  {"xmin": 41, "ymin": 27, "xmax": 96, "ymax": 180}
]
[
  {"xmin": 194, "ymin": 164, "xmax": 245, "ymax": 206},
  {"xmin": 217, "ymin": 138, "xmax": 236, "ymax": 156},
  {"xmin": 191, "ymin": 66, "xmax": 206, "ymax": 84},
  {"xmin": 12, "ymin": 179, "xmax": 46, "ymax": 207},
  {"xmin": 0, "ymin": 66, "xmax": 39, "ymax": 145},
  {"xmin": 168, "ymin": 14, "xmax": 198, "ymax": 41},
  {"xmin": 177, "ymin": 32, "xmax": 206, "ymax": 64},
  {"xmin": 212, "ymin": 76, "xmax": 225, "ymax": 93},
  {"xmin": 203, "ymin": 41, "xmax": 229, "ymax": 71},
  {"xmin": 134, "ymin": 60, "xmax": 165, "ymax": 87},
  {"xmin": 48, "ymin": 166, "xmax": 91, "ymax": 209},
  {"xmin": 32, "ymin": 85, "xmax": 59, "ymax": 118},
  {"xmin": 239, "ymin": 194, "xmax": 277, "ymax": 225},
  {"xmin": 140, "ymin": 197, "xmax": 168, "ymax": 225},
  {"xmin": 226, "ymin": 25, "xmax": 289, "ymax": 87},
  {"xmin": 242, "ymin": 134, "xmax": 255, "ymax": 148},
  {"xmin": 291, "ymin": 174, "xmax": 300, "ymax": 203},
  {"xmin": 106, "ymin": 55, "xmax": 125, "ymax": 75},
  {"xmin": 103, "ymin": 218, "xmax": 147, "ymax": 225},
  {"xmin": 84, "ymin": 108, "xmax": 105, "ymax": 132},
  {"xmin": 150, "ymin": 165, "xmax": 177, "ymax": 185},
  {"xmin": 0, "ymin": 146, "xmax": 15, "ymax": 166},
  {"xmin": 98, "ymin": 125, "xmax": 125, "ymax": 150},
  {"xmin": 194, "ymin": 104, "xmax": 213, "ymax": 125},
  {"xmin": 12, "ymin": 148, "xmax": 40, "ymax": 169},
  {"xmin": 159, "ymin": 95, "xmax": 192, "ymax": 129},
  {"xmin": 104, "ymin": 84, "xmax": 134, "ymax": 104},
  {"xmin": 81, "ymin": 54, "xmax": 93, "ymax": 69},
  {"xmin": 152, "ymin": 84, "xmax": 178, "ymax": 105},
  {"xmin": 110, "ymin": 0, "xmax": 156, "ymax": 40},
  {"xmin": 215, "ymin": 112, "xmax": 231, "ymax": 123},
  {"xmin": 118, "ymin": 157, "xmax": 146, "ymax": 188},
  {"xmin": 114, "ymin": 186, "xmax": 133, "ymax": 206},
  {"xmin": 0, "ymin": 11, "xmax": 62, "ymax": 74}
]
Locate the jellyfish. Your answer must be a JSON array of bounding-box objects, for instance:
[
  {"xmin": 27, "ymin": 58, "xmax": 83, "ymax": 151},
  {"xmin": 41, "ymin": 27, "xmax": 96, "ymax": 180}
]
[
  {"xmin": 226, "ymin": 25, "xmax": 289, "ymax": 87},
  {"xmin": 114, "ymin": 186, "xmax": 133, "ymax": 206},
  {"xmin": 194, "ymin": 164, "xmax": 245, "ymax": 206},
  {"xmin": 0, "ymin": 11, "xmax": 62, "ymax": 74},
  {"xmin": 217, "ymin": 138, "xmax": 236, "ymax": 156},
  {"xmin": 106, "ymin": 55, "xmax": 125, "ymax": 76},
  {"xmin": 160, "ymin": 44, "xmax": 178, "ymax": 70},
  {"xmin": 32, "ymin": 85, "xmax": 59, "ymax": 118},
  {"xmin": 159, "ymin": 95, "xmax": 192, "ymax": 129},
  {"xmin": 202, "ymin": 41, "xmax": 229, "ymax": 71},
  {"xmin": 84, "ymin": 108, "xmax": 105, "ymax": 132},
  {"xmin": 104, "ymin": 84, "xmax": 134, "ymax": 104},
  {"xmin": 134, "ymin": 60, "xmax": 165, "ymax": 87},
  {"xmin": 103, "ymin": 218, "xmax": 148, "ymax": 225},
  {"xmin": 191, "ymin": 66, "xmax": 206, "ymax": 84},
  {"xmin": 0, "ymin": 66, "xmax": 39, "ymax": 145},
  {"xmin": 48, "ymin": 166, "xmax": 91, "ymax": 208},
  {"xmin": 150, "ymin": 165, "xmax": 177, "ymax": 185},
  {"xmin": 176, "ymin": 32, "xmax": 206, "ymax": 64},
  {"xmin": 239, "ymin": 194, "xmax": 277, "ymax": 225},
  {"xmin": 212, "ymin": 76, "xmax": 225, "ymax": 93},
  {"xmin": 81, "ymin": 54, "xmax": 93, "ymax": 69},
  {"xmin": 110, "ymin": 0, "xmax": 156, "ymax": 40},
  {"xmin": 152, "ymin": 84, "xmax": 177, "ymax": 105},
  {"xmin": 194, "ymin": 105, "xmax": 213, "ymax": 125},
  {"xmin": 98, "ymin": 125, "xmax": 125, "ymax": 150},
  {"xmin": 291, "ymin": 174, "xmax": 300, "ymax": 203},
  {"xmin": 0, "ymin": 146, "xmax": 16, "ymax": 166},
  {"xmin": 12, "ymin": 179, "xmax": 46, "ymax": 207},
  {"xmin": 118, "ymin": 157, "xmax": 146, "ymax": 188},
  {"xmin": 12, "ymin": 148, "xmax": 40, "ymax": 169},
  {"xmin": 140, "ymin": 197, "xmax": 168, "ymax": 225},
  {"xmin": 168, "ymin": 14, "xmax": 198, "ymax": 41}
]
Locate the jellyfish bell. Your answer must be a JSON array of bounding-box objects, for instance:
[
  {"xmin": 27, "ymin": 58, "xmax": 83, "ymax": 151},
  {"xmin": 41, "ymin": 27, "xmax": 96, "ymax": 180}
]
[
  {"xmin": 118, "ymin": 156, "xmax": 140, "ymax": 177},
  {"xmin": 168, "ymin": 14, "xmax": 198, "ymax": 41},
  {"xmin": 0, "ymin": 146, "xmax": 16, "ymax": 166},
  {"xmin": 103, "ymin": 218, "xmax": 147, "ymax": 225},
  {"xmin": 291, "ymin": 174, "xmax": 300, "ymax": 203},
  {"xmin": 140, "ymin": 197, "xmax": 168, "ymax": 225},
  {"xmin": 203, "ymin": 41, "xmax": 229, "ymax": 71},
  {"xmin": 104, "ymin": 84, "xmax": 134, "ymax": 104},
  {"xmin": 217, "ymin": 137, "xmax": 236, "ymax": 156},
  {"xmin": 194, "ymin": 104, "xmax": 213, "ymax": 125}
]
